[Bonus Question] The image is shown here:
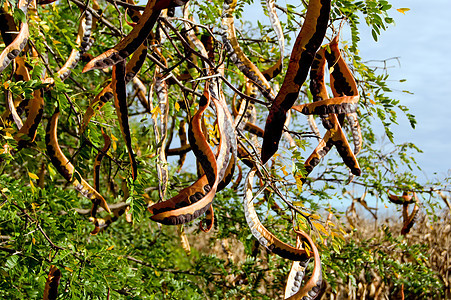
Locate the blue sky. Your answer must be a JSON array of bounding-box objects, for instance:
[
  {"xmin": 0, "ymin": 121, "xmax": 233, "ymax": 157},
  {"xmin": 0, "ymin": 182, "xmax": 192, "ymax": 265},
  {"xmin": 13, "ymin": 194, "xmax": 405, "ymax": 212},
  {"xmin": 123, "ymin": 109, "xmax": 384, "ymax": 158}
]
[
  {"xmin": 242, "ymin": 0, "xmax": 451, "ymax": 183},
  {"xmin": 356, "ymin": 1, "xmax": 451, "ymax": 182}
]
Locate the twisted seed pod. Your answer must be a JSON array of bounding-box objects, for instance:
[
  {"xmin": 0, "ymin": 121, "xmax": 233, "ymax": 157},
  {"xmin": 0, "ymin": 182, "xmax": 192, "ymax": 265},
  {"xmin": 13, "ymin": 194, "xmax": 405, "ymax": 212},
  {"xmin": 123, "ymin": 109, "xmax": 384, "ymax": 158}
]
[
  {"xmin": 80, "ymin": 41, "xmax": 148, "ymax": 133},
  {"xmin": 261, "ymin": 0, "xmax": 331, "ymax": 163},
  {"xmin": 15, "ymin": 89, "xmax": 44, "ymax": 149},
  {"xmin": 112, "ymin": 59, "xmax": 138, "ymax": 180},
  {"xmin": 83, "ymin": 0, "xmax": 187, "ymax": 72},
  {"xmin": 0, "ymin": 0, "xmax": 30, "ymax": 73},
  {"xmin": 148, "ymin": 85, "xmax": 220, "ymax": 225},
  {"xmin": 244, "ymin": 168, "xmax": 311, "ymax": 261},
  {"xmin": 46, "ymin": 108, "xmax": 111, "ymax": 213},
  {"xmin": 43, "ymin": 265, "xmax": 61, "ymax": 300},
  {"xmin": 221, "ymin": 0, "xmax": 275, "ymax": 101}
]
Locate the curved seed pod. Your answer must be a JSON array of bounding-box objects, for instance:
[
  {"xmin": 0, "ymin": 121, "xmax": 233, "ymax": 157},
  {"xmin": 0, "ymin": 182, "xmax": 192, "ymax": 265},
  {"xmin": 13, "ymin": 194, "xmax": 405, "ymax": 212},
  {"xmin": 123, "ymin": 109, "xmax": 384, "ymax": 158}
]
[
  {"xmin": 183, "ymin": 1, "xmax": 209, "ymax": 75},
  {"xmin": 346, "ymin": 112, "xmax": 362, "ymax": 155},
  {"xmin": 126, "ymin": 0, "xmax": 143, "ymax": 23},
  {"xmin": 14, "ymin": 89, "xmax": 44, "ymax": 149},
  {"xmin": 210, "ymin": 84, "xmax": 236, "ymax": 191},
  {"xmin": 43, "ymin": 265, "xmax": 61, "ymax": 300},
  {"xmin": 284, "ymin": 235, "xmax": 308, "ymax": 298},
  {"xmin": 83, "ymin": 0, "xmax": 187, "ymax": 72},
  {"xmin": 148, "ymin": 85, "xmax": 219, "ymax": 225},
  {"xmin": 14, "ymin": 55, "xmax": 30, "ymax": 81},
  {"xmin": 178, "ymin": 224, "xmax": 191, "ymax": 254},
  {"xmin": 0, "ymin": 23, "xmax": 29, "ymax": 73},
  {"xmin": 154, "ymin": 71, "xmax": 170, "ymax": 199},
  {"xmin": 293, "ymin": 41, "xmax": 360, "ymax": 176},
  {"xmin": 303, "ymin": 130, "xmax": 334, "ymax": 176},
  {"xmin": 0, "ymin": 0, "xmax": 30, "ymax": 73},
  {"xmin": 261, "ymin": 0, "xmax": 331, "ymax": 163},
  {"xmin": 262, "ymin": 0, "xmax": 284, "ymax": 81},
  {"xmin": 6, "ymin": 90, "xmax": 23, "ymax": 129},
  {"xmin": 325, "ymin": 35, "xmax": 359, "ymax": 99},
  {"xmin": 80, "ymin": 42, "xmax": 148, "ymax": 133},
  {"xmin": 1, "ymin": 75, "xmax": 26, "ymax": 124},
  {"xmin": 285, "ymin": 232, "xmax": 324, "ymax": 299},
  {"xmin": 176, "ymin": 119, "xmax": 188, "ymax": 172},
  {"xmin": 401, "ymin": 201, "xmax": 419, "ymax": 235},
  {"xmin": 294, "ymin": 110, "xmax": 360, "ymax": 176},
  {"xmin": 221, "ymin": 0, "xmax": 275, "ymax": 101},
  {"xmin": 112, "ymin": 59, "xmax": 138, "ymax": 180},
  {"xmin": 244, "ymin": 168, "xmax": 311, "ymax": 261},
  {"xmin": 292, "ymin": 97, "xmax": 358, "ymax": 116},
  {"xmin": 285, "ymin": 231, "xmax": 324, "ymax": 300},
  {"xmin": 0, "ymin": 2, "xmax": 18, "ymax": 47},
  {"xmin": 46, "ymin": 108, "xmax": 111, "ymax": 213},
  {"xmin": 53, "ymin": 10, "xmax": 93, "ymax": 82},
  {"xmin": 325, "ymin": 35, "xmax": 362, "ymax": 160},
  {"xmin": 37, "ymin": 0, "xmax": 58, "ymax": 4},
  {"xmin": 244, "ymin": 122, "xmax": 264, "ymax": 138},
  {"xmin": 327, "ymin": 114, "xmax": 360, "ymax": 176},
  {"xmin": 308, "ymin": 47, "xmax": 330, "ymax": 128}
]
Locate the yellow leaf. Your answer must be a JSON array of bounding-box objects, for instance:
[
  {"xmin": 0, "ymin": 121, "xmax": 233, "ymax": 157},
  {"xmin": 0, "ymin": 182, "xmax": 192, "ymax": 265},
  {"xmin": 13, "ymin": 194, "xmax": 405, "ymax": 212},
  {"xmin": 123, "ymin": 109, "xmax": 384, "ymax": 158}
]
[
  {"xmin": 310, "ymin": 214, "xmax": 321, "ymax": 220},
  {"xmin": 281, "ymin": 166, "xmax": 288, "ymax": 176},
  {"xmin": 107, "ymin": 245, "xmax": 115, "ymax": 251},
  {"xmin": 151, "ymin": 105, "xmax": 161, "ymax": 118},
  {"xmin": 65, "ymin": 267, "xmax": 74, "ymax": 272},
  {"xmin": 396, "ymin": 8, "xmax": 410, "ymax": 14},
  {"xmin": 111, "ymin": 134, "xmax": 118, "ymax": 142},
  {"xmin": 52, "ymin": 39, "xmax": 61, "ymax": 44},
  {"xmin": 28, "ymin": 172, "xmax": 39, "ymax": 180},
  {"xmin": 369, "ymin": 99, "xmax": 376, "ymax": 105},
  {"xmin": 32, "ymin": 237, "xmax": 36, "ymax": 244},
  {"xmin": 329, "ymin": 66, "xmax": 334, "ymax": 74},
  {"xmin": 295, "ymin": 175, "xmax": 304, "ymax": 193},
  {"xmin": 174, "ymin": 101, "xmax": 180, "ymax": 112},
  {"xmin": 313, "ymin": 221, "xmax": 328, "ymax": 235}
]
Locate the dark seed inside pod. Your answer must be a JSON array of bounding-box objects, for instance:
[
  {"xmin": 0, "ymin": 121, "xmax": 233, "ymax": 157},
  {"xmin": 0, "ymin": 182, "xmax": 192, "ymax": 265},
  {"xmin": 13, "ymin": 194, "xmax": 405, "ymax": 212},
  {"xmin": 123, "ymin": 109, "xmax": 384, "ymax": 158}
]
[
  {"xmin": 312, "ymin": 284, "xmax": 321, "ymax": 293},
  {"xmin": 194, "ymin": 192, "xmax": 204, "ymax": 200}
]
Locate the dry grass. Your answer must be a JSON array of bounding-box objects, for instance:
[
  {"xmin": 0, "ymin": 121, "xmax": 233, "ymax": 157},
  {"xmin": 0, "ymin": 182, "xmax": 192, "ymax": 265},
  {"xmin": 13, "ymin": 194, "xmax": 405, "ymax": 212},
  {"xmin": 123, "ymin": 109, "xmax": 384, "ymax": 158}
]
[
  {"xmin": 324, "ymin": 210, "xmax": 451, "ymax": 299},
  {"xmin": 182, "ymin": 206, "xmax": 450, "ymax": 299}
]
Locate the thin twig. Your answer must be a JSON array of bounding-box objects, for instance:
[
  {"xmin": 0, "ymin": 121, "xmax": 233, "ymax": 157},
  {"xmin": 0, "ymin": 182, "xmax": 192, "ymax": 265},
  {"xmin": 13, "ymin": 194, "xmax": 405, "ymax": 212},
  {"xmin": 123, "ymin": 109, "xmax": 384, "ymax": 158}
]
[{"xmin": 8, "ymin": 199, "xmax": 64, "ymax": 250}]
